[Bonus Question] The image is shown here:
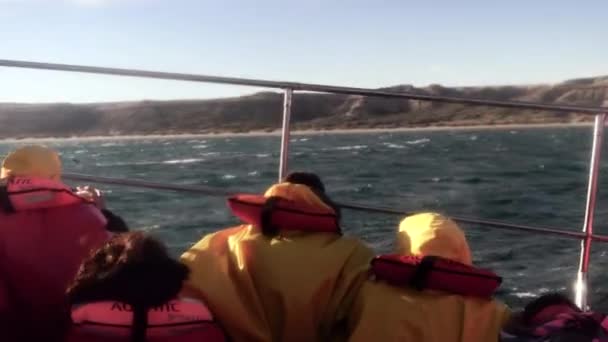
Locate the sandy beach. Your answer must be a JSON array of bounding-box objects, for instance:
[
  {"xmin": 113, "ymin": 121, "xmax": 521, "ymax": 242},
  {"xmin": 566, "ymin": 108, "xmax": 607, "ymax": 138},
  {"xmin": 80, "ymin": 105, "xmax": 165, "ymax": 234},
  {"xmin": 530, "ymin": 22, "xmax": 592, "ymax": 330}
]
[{"xmin": 0, "ymin": 122, "xmax": 594, "ymax": 143}]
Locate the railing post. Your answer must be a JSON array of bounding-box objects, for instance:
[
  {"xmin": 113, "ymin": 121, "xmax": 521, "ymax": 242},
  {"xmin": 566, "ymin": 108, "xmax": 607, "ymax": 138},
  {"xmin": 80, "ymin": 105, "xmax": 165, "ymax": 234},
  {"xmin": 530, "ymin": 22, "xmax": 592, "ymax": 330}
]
[
  {"xmin": 278, "ymin": 88, "xmax": 293, "ymax": 181},
  {"xmin": 575, "ymin": 113, "xmax": 606, "ymax": 310}
]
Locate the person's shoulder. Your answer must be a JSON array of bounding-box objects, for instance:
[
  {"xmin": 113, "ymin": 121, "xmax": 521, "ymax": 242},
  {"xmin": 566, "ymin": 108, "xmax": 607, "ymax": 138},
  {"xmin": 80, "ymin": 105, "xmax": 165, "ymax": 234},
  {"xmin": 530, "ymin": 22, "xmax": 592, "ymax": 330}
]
[
  {"xmin": 337, "ymin": 235, "xmax": 374, "ymax": 254},
  {"xmin": 185, "ymin": 225, "xmax": 251, "ymax": 250}
]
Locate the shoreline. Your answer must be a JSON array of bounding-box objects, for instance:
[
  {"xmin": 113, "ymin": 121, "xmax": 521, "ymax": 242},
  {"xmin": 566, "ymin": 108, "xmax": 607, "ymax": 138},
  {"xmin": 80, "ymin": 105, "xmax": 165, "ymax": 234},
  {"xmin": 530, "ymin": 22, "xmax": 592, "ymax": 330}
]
[{"xmin": 0, "ymin": 122, "xmax": 593, "ymax": 143}]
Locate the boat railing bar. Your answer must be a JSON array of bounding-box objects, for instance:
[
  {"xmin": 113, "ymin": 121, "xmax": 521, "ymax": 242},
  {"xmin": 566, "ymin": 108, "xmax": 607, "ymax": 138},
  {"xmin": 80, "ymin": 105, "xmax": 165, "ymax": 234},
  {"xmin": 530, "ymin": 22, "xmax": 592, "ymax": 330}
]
[
  {"xmin": 62, "ymin": 172, "xmax": 608, "ymax": 242},
  {"xmin": 278, "ymin": 89, "xmax": 293, "ymax": 181},
  {"xmin": 64, "ymin": 172, "xmax": 234, "ymax": 197},
  {"xmin": 1, "ymin": 59, "xmax": 607, "ymax": 115},
  {"xmin": 576, "ymin": 113, "xmax": 606, "ymax": 309}
]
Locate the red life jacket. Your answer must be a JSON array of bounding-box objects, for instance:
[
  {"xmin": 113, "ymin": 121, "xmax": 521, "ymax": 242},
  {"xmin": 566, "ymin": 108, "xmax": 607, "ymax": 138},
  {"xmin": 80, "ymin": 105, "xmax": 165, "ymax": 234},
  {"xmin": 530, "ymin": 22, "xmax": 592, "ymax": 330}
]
[
  {"xmin": 67, "ymin": 299, "xmax": 227, "ymax": 342},
  {"xmin": 227, "ymin": 194, "xmax": 339, "ymax": 233},
  {"xmin": 0, "ymin": 176, "xmax": 87, "ymax": 211},
  {"xmin": 0, "ymin": 177, "xmax": 109, "ymax": 341},
  {"xmin": 371, "ymin": 254, "xmax": 502, "ymax": 298}
]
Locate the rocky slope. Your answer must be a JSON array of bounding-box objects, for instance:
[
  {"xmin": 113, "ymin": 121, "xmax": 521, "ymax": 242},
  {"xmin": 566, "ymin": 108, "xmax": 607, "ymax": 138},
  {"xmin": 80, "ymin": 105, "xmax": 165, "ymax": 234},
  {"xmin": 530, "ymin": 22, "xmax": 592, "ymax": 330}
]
[{"xmin": 1, "ymin": 76, "xmax": 607, "ymax": 138}]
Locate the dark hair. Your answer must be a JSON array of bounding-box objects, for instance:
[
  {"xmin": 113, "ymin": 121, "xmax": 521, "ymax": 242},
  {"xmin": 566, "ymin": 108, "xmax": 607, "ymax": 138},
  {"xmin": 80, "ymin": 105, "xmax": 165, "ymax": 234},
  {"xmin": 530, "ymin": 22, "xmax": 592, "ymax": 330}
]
[
  {"xmin": 67, "ymin": 232, "xmax": 189, "ymax": 342},
  {"xmin": 284, "ymin": 172, "xmax": 341, "ymax": 221},
  {"xmin": 522, "ymin": 292, "xmax": 581, "ymax": 324},
  {"xmin": 260, "ymin": 172, "xmax": 341, "ymax": 237},
  {"xmin": 284, "ymin": 172, "xmax": 326, "ymax": 193}
]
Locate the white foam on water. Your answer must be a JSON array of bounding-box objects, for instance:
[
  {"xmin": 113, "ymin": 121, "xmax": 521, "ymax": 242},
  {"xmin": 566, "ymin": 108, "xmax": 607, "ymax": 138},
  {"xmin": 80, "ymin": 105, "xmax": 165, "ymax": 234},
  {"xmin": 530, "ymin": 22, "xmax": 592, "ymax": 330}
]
[
  {"xmin": 192, "ymin": 144, "xmax": 208, "ymax": 149},
  {"xmin": 256, "ymin": 153, "xmax": 270, "ymax": 158},
  {"xmin": 406, "ymin": 138, "xmax": 430, "ymax": 145},
  {"xmin": 222, "ymin": 174, "xmax": 236, "ymax": 180},
  {"xmin": 383, "ymin": 142, "xmax": 406, "ymax": 149},
  {"xmin": 96, "ymin": 160, "xmax": 159, "ymax": 167},
  {"xmin": 100, "ymin": 142, "xmax": 123, "ymax": 147},
  {"xmin": 162, "ymin": 158, "xmax": 205, "ymax": 164},
  {"xmin": 248, "ymin": 171, "xmax": 259, "ymax": 176},
  {"xmin": 333, "ymin": 145, "xmax": 368, "ymax": 151},
  {"xmin": 469, "ymin": 135, "xmax": 478, "ymax": 141},
  {"xmin": 513, "ymin": 292, "xmax": 537, "ymax": 298}
]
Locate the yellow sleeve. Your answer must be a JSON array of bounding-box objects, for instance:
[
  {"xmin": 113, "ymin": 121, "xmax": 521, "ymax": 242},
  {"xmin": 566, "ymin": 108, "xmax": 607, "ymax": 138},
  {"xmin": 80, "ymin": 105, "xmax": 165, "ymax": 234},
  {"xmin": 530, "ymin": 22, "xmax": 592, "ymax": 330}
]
[
  {"xmin": 180, "ymin": 227, "xmax": 272, "ymax": 342},
  {"xmin": 325, "ymin": 239, "xmax": 374, "ymax": 340}
]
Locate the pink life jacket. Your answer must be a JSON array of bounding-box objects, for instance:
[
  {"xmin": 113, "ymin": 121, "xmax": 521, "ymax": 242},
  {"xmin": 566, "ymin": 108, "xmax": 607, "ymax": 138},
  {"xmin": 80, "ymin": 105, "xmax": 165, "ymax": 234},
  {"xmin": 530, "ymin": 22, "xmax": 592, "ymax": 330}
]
[
  {"xmin": 67, "ymin": 298, "xmax": 227, "ymax": 342},
  {"xmin": 0, "ymin": 176, "xmax": 109, "ymax": 341}
]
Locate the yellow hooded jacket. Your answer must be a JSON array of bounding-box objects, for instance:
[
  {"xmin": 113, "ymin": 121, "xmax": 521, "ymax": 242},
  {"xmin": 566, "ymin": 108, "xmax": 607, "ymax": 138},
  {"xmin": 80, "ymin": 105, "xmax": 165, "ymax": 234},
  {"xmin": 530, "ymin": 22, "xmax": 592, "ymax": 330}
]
[
  {"xmin": 181, "ymin": 183, "xmax": 374, "ymax": 342},
  {"xmin": 348, "ymin": 213, "xmax": 510, "ymax": 342}
]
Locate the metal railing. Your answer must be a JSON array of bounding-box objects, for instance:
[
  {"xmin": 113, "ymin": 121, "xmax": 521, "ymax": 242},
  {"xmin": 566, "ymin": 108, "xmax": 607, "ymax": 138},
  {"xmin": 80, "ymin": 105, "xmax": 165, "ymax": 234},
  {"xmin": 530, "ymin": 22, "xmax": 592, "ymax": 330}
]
[{"xmin": 2, "ymin": 58, "xmax": 608, "ymax": 310}]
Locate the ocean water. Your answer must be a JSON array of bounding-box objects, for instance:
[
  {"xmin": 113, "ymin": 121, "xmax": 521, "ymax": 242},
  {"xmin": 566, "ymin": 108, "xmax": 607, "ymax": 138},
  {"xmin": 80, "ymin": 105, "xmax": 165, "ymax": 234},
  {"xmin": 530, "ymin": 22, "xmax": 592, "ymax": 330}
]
[{"xmin": 3, "ymin": 126, "xmax": 608, "ymax": 310}]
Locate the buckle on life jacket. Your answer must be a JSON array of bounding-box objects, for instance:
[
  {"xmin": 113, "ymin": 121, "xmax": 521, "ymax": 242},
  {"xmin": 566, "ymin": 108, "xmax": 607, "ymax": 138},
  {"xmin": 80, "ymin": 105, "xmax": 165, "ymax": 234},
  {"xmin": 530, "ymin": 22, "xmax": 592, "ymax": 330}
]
[{"xmin": 409, "ymin": 256, "xmax": 439, "ymax": 291}]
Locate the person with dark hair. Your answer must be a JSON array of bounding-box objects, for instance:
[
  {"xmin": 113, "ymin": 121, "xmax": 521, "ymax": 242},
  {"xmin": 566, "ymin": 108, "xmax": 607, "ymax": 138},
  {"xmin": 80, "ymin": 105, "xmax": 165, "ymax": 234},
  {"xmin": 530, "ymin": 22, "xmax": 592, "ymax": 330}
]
[
  {"xmin": 501, "ymin": 292, "xmax": 608, "ymax": 341},
  {"xmin": 284, "ymin": 171, "xmax": 341, "ymax": 220},
  {"xmin": 66, "ymin": 232, "xmax": 226, "ymax": 342},
  {"xmin": 180, "ymin": 172, "xmax": 373, "ymax": 342}
]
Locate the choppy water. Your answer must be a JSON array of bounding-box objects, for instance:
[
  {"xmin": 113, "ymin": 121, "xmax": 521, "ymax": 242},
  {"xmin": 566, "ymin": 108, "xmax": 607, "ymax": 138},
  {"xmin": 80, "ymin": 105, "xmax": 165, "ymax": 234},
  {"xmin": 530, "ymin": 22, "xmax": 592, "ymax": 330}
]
[{"xmin": 3, "ymin": 127, "xmax": 608, "ymax": 310}]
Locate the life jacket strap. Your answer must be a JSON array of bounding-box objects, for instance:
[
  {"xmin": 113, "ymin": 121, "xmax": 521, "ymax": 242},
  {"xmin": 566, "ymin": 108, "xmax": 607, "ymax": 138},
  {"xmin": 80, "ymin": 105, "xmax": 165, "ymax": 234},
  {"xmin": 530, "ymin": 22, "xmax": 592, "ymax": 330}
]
[
  {"xmin": 0, "ymin": 185, "xmax": 16, "ymax": 214},
  {"xmin": 410, "ymin": 256, "xmax": 439, "ymax": 291}
]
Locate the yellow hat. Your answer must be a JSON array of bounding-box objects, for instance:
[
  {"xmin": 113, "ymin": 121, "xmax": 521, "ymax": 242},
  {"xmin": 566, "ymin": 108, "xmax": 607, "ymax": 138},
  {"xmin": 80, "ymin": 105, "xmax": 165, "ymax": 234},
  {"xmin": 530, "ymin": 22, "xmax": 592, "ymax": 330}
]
[
  {"xmin": 1, "ymin": 145, "xmax": 62, "ymax": 180},
  {"xmin": 396, "ymin": 212, "xmax": 472, "ymax": 265}
]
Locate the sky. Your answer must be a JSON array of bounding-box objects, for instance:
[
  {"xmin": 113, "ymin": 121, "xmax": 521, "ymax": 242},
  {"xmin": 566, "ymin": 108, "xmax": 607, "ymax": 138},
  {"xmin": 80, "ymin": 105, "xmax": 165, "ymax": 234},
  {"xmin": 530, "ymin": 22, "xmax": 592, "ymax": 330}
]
[{"xmin": 0, "ymin": 0, "xmax": 606, "ymax": 103}]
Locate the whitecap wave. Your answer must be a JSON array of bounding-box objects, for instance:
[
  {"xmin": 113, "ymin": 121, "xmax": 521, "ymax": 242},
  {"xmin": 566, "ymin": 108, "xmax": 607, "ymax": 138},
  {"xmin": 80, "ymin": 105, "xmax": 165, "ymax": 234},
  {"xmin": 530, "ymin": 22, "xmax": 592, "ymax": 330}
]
[
  {"xmin": 100, "ymin": 142, "xmax": 123, "ymax": 147},
  {"xmin": 222, "ymin": 174, "xmax": 236, "ymax": 180},
  {"xmin": 248, "ymin": 171, "xmax": 260, "ymax": 176},
  {"xmin": 406, "ymin": 138, "xmax": 430, "ymax": 145},
  {"xmin": 192, "ymin": 144, "xmax": 208, "ymax": 149},
  {"xmin": 333, "ymin": 145, "xmax": 368, "ymax": 151},
  {"xmin": 162, "ymin": 158, "xmax": 205, "ymax": 164},
  {"xmin": 383, "ymin": 142, "xmax": 405, "ymax": 149},
  {"xmin": 96, "ymin": 160, "xmax": 160, "ymax": 167},
  {"xmin": 513, "ymin": 292, "xmax": 537, "ymax": 298},
  {"xmin": 256, "ymin": 153, "xmax": 270, "ymax": 158}
]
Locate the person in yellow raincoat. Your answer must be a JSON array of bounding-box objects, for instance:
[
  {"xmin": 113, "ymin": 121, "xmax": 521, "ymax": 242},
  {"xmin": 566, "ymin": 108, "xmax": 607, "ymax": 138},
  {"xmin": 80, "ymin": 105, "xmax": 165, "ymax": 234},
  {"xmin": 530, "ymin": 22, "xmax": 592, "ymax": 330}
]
[
  {"xmin": 180, "ymin": 172, "xmax": 374, "ymax": 342},
  {"xmin": 348, "ymin": 212, "xmax": 510, "ymax": 342}
]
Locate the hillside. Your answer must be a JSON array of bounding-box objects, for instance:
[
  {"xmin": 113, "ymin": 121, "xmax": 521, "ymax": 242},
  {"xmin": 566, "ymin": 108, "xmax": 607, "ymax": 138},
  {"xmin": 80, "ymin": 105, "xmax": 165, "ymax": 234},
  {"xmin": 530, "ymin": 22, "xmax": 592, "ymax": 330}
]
[{"xmin": 1, "ymin": 76, "xmax": 607, "ymax": 138}]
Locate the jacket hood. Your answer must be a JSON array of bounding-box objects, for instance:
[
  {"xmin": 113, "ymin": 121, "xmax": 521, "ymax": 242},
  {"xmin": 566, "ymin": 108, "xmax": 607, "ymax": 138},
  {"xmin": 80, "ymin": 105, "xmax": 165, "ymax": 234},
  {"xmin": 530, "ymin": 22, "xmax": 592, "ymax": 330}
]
[
  {"xmin": 264, "ymin": 182, "xmax": 334, "ymax": 213},
  {"xmin": 396, "ymin": 212, "xmax": 472, "ymax": 265},
  {"xmin": 1, "ymin": 145, "xmax": 62, "ymax": 180}
]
